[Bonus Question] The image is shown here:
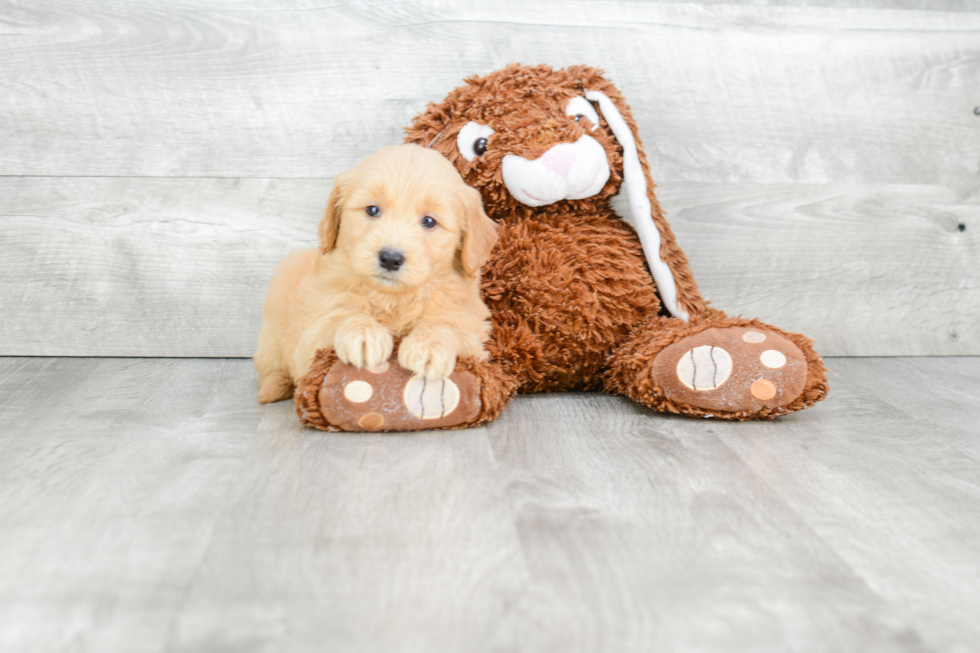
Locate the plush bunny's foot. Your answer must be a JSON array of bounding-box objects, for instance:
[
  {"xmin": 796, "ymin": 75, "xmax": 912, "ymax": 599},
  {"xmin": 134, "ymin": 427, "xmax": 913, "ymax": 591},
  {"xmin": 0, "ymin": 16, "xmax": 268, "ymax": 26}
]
[
  {"xmin": 605, "ymin": 315, "xmax": 828, "ymax": 420},
  {"xmin": 295, "ymin": 348, "xmax": 518, "ymax": 432},
  {"xmin": 652, "ymin": 326, "xmax": 808, "ymax": 415},
  {"xmin": 299, "ymin": 356, "xmax": 480, "ymax": 432}
]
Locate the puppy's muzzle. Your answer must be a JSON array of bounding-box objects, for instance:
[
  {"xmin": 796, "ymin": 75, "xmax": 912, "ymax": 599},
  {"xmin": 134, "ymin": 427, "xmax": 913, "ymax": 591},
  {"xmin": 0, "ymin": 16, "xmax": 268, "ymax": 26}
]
[{"xmin": 378, "ymin": 248, "xmax": 405, "ymax": 272}]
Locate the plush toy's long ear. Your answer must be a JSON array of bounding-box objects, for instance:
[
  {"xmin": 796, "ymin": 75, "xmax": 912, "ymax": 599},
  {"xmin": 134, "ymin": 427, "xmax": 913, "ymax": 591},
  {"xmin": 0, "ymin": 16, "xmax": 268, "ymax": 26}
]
[
  {"xmin": 585, "ymin": 89, "xmax": 706, "ymax": 323},
  {"xmin": 459, "ymin": 185, "xmax": 498, "ymax": 277},
  {"xmin": 319, "ymin": 171, "xmax": 351, "ymax": 254}
]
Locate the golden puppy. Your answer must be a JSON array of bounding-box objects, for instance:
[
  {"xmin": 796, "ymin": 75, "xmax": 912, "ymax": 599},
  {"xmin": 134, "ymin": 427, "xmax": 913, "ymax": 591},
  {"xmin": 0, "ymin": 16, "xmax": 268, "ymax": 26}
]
[{"xmin": 254, "ymin": 144, "xmax": 498, "ymax": 404}]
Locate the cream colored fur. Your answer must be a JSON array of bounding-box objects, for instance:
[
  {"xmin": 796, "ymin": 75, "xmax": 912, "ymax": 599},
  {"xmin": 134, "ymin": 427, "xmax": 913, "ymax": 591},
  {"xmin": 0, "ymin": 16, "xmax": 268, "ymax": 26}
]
[{"xmin": 254, "ymin": 144, "xmax": 498, "ymax": 404}]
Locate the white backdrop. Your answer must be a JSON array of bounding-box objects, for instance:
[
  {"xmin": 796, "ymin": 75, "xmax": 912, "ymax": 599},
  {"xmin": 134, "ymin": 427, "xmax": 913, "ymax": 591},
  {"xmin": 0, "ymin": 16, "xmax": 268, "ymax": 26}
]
[{"xmin": 1, "ymin": 0, "xmax": 977, "ymax": 357}]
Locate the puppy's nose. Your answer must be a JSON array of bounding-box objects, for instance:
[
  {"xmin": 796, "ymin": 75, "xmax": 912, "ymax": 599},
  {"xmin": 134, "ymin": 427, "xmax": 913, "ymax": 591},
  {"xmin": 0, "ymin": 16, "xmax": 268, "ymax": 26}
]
[{"xmin": 378, "ymin": 248, "xmax": 405, "ymax": 272}]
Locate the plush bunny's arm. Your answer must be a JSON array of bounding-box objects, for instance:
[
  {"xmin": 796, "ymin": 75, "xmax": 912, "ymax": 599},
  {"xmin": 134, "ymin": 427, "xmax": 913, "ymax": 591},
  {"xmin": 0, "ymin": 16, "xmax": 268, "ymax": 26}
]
[{"xmin": 586, "ymin": 90, "xmax": 688, "ymax": 323}]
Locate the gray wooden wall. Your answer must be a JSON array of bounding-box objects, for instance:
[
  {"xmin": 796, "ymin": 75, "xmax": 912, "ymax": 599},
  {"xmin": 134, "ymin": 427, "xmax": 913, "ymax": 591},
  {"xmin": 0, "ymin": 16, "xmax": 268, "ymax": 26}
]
[{"xmin": 2, "ymin": 0, "xmax": 977, "ymax": 358}]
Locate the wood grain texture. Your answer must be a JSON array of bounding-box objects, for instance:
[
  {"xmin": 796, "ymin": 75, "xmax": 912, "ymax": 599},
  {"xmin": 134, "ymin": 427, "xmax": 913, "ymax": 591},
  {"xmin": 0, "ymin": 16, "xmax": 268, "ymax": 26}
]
[
  {"xmin": 667, "ymin": 182, "xmax": 980, "ymax": 357},
  {"xmin": 0, "ymin": 1, "xmax": 977, "ymax": 188},
  {"xmin": 1, "ymin": 355, "xmax": 979, "ymax": 652},
  {"xmin": 0, "ymin": 177, "xmax": 325, "ymax": 357},
  {"xmin": 1, "ymin": 176, "xmax": 976, "ymax": 357},
  {"xmin": 1, "ymin": 1, "xmax": 978, "ymax": 355},
  {"xmin": 2, "ymin": 3, "xmax": 978, "ymax": 650},
  {"xmin": 715, "ymin": 357, "xmax": 980, "ymax": 653}
]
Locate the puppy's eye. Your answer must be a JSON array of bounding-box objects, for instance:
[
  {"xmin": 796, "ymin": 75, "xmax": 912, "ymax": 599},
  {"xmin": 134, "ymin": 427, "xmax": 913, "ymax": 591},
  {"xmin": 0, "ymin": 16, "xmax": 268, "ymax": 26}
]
[
  {"xmin": 421, "ymin": 216, "xmax": 437, "ymax": 229},
  {"xmin": 366, "ymin": 205, "xmax": 380, "ymax": 217},
  {"xmin": 457, "ymin": 121, "xmax": 495, "ymax": 162},
  {"xmin": 574, "ymin": 115, "xmax": 584, "ymax": 122}
]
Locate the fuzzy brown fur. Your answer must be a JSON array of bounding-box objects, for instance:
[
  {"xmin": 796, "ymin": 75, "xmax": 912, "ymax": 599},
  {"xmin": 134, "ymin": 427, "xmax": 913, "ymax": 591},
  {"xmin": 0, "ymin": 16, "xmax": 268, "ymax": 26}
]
[
  {"xmin": 296, "ymin": 64, "xmax": 827, "ymax": 429},
  {"xmin": 406, "ymin": 64, "xmax": 707, "ymax": 318}
]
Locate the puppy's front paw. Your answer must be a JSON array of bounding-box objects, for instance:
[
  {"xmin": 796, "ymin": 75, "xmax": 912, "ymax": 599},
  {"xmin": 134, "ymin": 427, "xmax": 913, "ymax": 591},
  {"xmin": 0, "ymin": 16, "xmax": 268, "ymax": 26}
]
[
  {"xmin": 334, "ymin": 320, "xmax": 394, "ymax": 370},
  {"xmin": 398, "ymin": 334, "xmax": 457, "ymax": 380}
]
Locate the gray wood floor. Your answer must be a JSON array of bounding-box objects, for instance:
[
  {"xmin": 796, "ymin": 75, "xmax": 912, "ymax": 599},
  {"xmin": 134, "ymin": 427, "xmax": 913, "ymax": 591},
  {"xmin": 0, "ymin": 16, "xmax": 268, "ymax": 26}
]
[{"xmin": 1, "ymin": 355, "xmax": 978, "ymax": 653}]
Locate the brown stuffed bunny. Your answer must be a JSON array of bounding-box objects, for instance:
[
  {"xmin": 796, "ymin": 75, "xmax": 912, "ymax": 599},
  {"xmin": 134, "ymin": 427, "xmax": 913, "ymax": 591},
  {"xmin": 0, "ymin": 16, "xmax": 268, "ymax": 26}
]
[{"xmin": 296, "ymin": 64, "xmax": 828, "ymax": 431}]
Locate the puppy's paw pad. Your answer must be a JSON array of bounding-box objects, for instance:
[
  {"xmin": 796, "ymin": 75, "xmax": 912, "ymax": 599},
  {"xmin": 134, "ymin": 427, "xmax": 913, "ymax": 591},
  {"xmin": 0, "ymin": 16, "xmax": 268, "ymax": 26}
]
[{"xmin": 654, "ymin": 326, "xmax": 808, "ymax": 415}]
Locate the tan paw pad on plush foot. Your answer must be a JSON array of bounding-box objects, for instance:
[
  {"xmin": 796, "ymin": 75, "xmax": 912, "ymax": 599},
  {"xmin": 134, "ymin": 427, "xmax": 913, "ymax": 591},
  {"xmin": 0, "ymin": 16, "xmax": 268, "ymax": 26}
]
[
  {"xmin": 653, "ymin": 327, "xmax": 807, "ymax": 414},
  {"xmin": 318, "ymin": 356, "xmax": 481, "ymax": 431}
]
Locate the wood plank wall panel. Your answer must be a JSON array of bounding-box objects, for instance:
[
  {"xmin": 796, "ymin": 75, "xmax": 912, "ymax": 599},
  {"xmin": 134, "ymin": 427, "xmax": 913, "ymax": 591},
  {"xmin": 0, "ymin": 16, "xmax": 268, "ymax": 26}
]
[
  {"xmin": 0, "ymin": 177, "xmax": 325, "ymax": 358},
  {"xmin": 2, "ymin": 177, "xmax": 974, "ymax": 357},
  {"xmin": 3, "ymin": 1, "xmax": 978, "ymax": 184},
  {"xmin": 665, "ymin": 183, "xmax": 979, "ymax": 357},
  {"xmin": 1, "ymin": 1, "xmax": 978, "ymax": 356}
]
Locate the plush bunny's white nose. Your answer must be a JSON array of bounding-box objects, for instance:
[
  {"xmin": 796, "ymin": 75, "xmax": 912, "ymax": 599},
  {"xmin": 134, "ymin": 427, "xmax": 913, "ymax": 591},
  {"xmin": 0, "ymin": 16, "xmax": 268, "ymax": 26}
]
[{"xmin": 501, "ymin": 135, "xmax": 610, "ymax": 208}]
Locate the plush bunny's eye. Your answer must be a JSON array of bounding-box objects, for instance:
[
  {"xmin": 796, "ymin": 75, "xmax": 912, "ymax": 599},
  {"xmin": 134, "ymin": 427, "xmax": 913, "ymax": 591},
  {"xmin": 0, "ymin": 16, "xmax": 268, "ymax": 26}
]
[
  {"xmin": 566, "ymin": 96, "xmax": 600, "ymax": 131},
  {"xmin": 457, "ymin": 121, "xmax": 495, "ymax": 162}
]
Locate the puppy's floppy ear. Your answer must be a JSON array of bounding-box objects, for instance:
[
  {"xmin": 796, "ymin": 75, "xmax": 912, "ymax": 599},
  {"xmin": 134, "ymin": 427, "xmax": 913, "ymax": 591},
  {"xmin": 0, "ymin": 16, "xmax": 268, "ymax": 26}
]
[
  {"xmin": 584, "ymin": 81, "xmax": 707, "ymax": 322},
  {"xmin": 319, "ymin": 170, "xmax": 350, "ymax": 254},
  {"xmin": 458, "ymin": 185, "xmax": 498, "ymax": 277}
]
